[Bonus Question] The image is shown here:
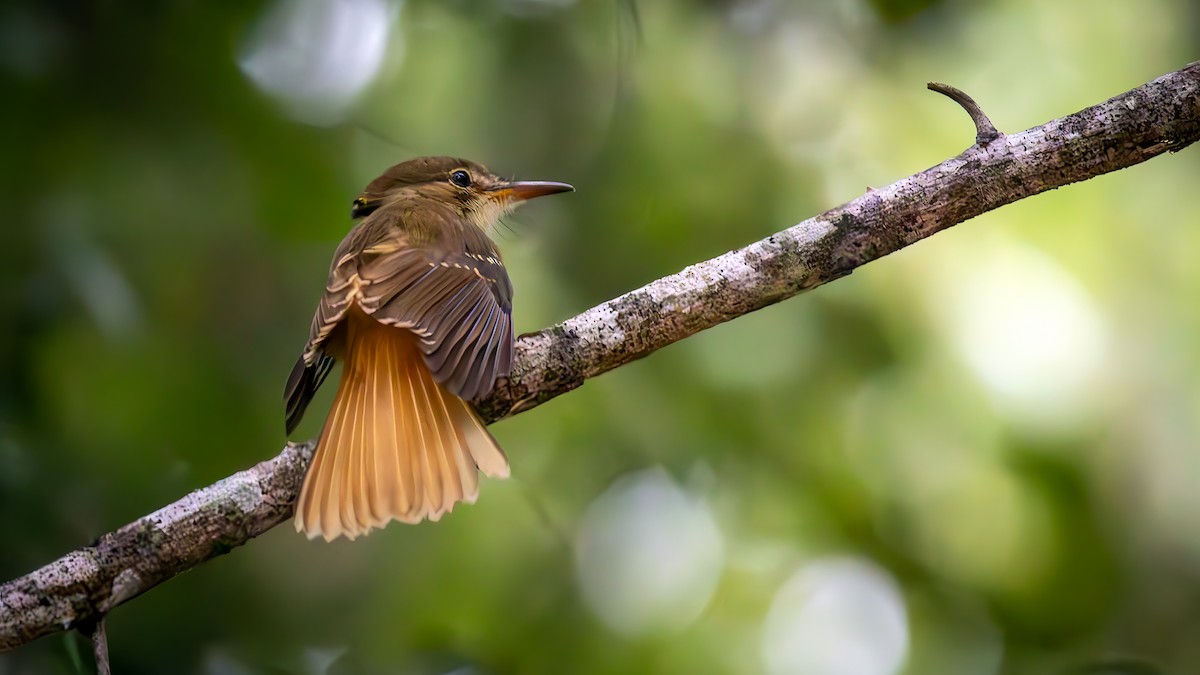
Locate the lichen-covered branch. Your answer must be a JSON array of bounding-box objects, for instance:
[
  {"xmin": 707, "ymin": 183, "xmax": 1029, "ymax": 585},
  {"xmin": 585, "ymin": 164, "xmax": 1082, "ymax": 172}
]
[
  {"xmin": 3, "ymin": 62, "xmax": 1198, "ymax": 654},
  {"xmin": 476, "ymin": 61, "xmax": 1200, "ymax": 422},
  {"xmin": 0, "ymin": 442, "xmax": 314, "ymax": 652}
]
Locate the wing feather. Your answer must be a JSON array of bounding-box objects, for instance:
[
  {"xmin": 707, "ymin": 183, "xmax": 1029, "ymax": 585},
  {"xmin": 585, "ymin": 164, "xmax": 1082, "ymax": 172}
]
[
  {"xmin": 285, "ymin": 208, "xmax": 514, "ymax": 434},
  {"xmin": 426, "ymin": 291, "xmax": 488, "ymax": 370},
  {"xmin": 448, "ymin": 302, "xmax": 499, "ymax": 399}
]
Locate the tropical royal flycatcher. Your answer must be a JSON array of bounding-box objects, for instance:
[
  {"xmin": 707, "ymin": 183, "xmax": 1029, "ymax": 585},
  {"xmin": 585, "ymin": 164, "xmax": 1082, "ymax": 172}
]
[{"xmin": 284, "ymin": 156, "xmax": 573, "ymax": 541}]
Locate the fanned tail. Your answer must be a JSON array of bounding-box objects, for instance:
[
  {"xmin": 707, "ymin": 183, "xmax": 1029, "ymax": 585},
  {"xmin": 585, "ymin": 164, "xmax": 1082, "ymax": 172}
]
[{"xmin": 295, "ymin": 311, "xmax": 509, "ymax": 542}]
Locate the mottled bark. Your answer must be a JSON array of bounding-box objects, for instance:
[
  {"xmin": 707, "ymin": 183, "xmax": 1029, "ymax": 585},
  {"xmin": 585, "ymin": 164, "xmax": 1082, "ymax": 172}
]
[
  {"xmin": 476, "ymin": 62, "xmax": 1200, "ymax": 421},
  {"xmin": 3, "ymin": 62, "xmax": 1198, "ymax": 654},
  {"xmin": 0, "ymin": 442, "xmax": 314, "ymax": 652}
]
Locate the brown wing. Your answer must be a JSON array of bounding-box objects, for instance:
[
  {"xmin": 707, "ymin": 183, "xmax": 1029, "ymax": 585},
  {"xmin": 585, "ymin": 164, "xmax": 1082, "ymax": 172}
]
[
  {"xmin": 284, "ymin": 352, "xmax": 334, "ymax": 434},
  {"xmin": 284, "ymin": 215, "xmax": 513, "ymax": 434},
  {"xmin": 361, "ymin": 246, "xmax": 514, "ymax": 402},
  {"xmin": 284, "ymin": 226, "xmax": 374, "ymax": 435}
]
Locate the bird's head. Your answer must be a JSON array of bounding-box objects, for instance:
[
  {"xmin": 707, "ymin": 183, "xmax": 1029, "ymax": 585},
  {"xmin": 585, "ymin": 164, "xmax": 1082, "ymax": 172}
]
[{"xmin": 351, "ymin": 156, "xmax": 573, "ymax": 230}]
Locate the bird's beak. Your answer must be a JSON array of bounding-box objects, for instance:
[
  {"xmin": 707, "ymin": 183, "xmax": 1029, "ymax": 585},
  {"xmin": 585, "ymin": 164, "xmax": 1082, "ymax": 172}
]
[{"xmin": 492, "ymin": 180, "xmax": 575, "ymax": 202}]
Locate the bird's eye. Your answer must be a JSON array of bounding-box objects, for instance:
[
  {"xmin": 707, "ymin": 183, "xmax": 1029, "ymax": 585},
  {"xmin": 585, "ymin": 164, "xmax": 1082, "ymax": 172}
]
[{"xmin": 450, "ymin": 170, "xmax": 472, "ymax": 187}]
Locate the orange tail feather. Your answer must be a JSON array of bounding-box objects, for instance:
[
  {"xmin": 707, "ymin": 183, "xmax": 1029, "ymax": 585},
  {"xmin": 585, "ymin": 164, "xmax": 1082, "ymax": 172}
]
[{"xmin": 295, "ymin": 313, "xmax": 509, "ymax": 541}]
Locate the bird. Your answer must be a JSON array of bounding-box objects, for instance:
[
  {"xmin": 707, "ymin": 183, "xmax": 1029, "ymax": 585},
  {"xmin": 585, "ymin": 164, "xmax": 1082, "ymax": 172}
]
[{"xmin": 283, "ymin": 156, "xmax": 573, "ymax": 541}]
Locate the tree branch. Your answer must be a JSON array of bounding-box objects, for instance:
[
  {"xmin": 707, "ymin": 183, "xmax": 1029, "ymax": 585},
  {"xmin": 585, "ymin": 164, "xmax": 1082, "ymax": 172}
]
[
  {"xmin": 3, "ymin": 62, "xmax": 1198, "ymax": 654},
  {"xmin": 80, "ymin": 618, "xmax": 110, "ymax": 675},
  {"xmin": 927, "ymin": 81, "xmax": 1003, "ymax": 145}
]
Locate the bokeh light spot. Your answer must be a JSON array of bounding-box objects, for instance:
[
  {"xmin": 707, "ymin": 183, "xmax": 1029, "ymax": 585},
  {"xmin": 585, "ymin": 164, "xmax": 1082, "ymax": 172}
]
[
  {"xmin": 574, "ymin": 467, "xmax": 724, "ymax": 636},
  {"xmin": 762, "ymin": 556, "xmax": 908, "ymax": 675},
  {"xmin": 239, "ymin": 0, "xmax": 399, "ymax": 126},
  {"xmin": 931, "ymin": 238, "xmax": 1109, "ymax": 436}
]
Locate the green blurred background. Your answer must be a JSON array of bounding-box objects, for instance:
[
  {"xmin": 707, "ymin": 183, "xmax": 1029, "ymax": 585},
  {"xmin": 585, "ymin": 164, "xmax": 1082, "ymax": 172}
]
[{"xmin": 1, "ymin": 1, "xmax": 1198, "ymax": 673}]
